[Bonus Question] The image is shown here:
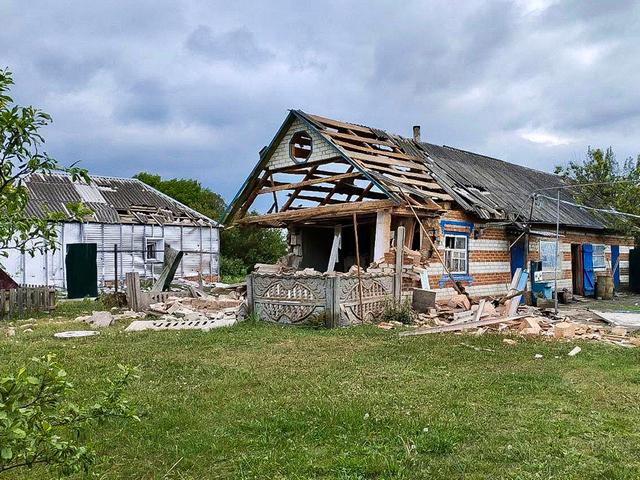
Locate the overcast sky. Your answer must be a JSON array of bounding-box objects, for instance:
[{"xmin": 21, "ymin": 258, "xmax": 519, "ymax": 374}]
[{"xmin": 3, "ymin": 0, "xmax": 640, "ymax": 206}]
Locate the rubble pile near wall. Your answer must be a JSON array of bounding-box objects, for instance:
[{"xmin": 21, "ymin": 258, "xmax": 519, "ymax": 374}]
[
  {"xmin": 394, "ymin": 295, "xmax": 640, "ymax": 348},
  {"xmin": 145, "ymin": 291, "xmax": 246, "ymax": 324}
]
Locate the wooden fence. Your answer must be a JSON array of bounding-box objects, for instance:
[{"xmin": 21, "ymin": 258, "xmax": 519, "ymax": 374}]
[{"xmin": 0, "ymin": 285, "xmax": 57, "ymax": 319}]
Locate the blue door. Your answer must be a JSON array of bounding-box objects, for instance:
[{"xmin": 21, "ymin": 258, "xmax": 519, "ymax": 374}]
[
  {"xmin": 511, "ymin": 240, "xmax": 525, "ymax": 277},
  {"xmin": 612, "ymin": 245, "xmax": 620, "ymax": 290},
  {"xmin": 583, "ymin": 244, "xmax": 595, "ymax": 296},
  {"xmin": 511, "ymin": 240, "xmax": 526, "ymax": 303}
]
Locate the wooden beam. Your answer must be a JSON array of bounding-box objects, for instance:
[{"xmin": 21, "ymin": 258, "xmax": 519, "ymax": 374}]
[
  {"xmin": 269, "ymin": 174, "xmax": 279, "ymax": 212},
  {"xmin": 234, "ymin": 199, "xmax": 399, "ymax": 226},
  {"xmin": 269, "ymin": 157, "xmax": 345, "ymax": 174},
  {"xmin": 331, "ymin": 139, "xmax": 424, "ymax": 162},
  {"xmin": 280, "ymin": 165, "xmax": 319, "ymax": 212},
  {"xmin": 257, "ymin": 172, "xmax": 362, "ymax": 195},
  {"xmin": 399, "ymin": 316, "xmax": 526, "ymax": 336},
  {"xmin": 237, "ymin": 173, "xmax": 270, "ymax": 219},
  {"xmin": 319, "ymin": 166, "xmax": 355, "ymax": 205},
  {"xmin": 355, "ymin": 182, "xmax": 374, "ymax": 202},
  {"xmin": 323, "ymin": 130, "xmax": 397, "ymax": 148},
  {"xmin": 290, "ymin": 194, "xmax": 343, "ymax": 205},
  {"xmin": 347, "ymin": 150, "xmax": 430, "ymax": 171},
  {"xmin": 306, "ymin": 113, "xmax": 375, "ymax": 135}
]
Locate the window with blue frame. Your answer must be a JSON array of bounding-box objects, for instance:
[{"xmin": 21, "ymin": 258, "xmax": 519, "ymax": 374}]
[{"xmin": 444, "ymin": 234, "xmax": 468, "ymax": 274}]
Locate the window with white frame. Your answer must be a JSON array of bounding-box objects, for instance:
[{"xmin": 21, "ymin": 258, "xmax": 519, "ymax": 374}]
[
  {"xmin": 539, "ymin": 241, "xmax": 558, "ymax": 270},
  {"xmin": 145, "ymin": 238, "xmax": 164, "ymax": 262},
  {"xmin": 593, "ymin": 244, "xmax": 606, "ymax": 270},
  {"xmin": 444, "ymin": 234, "xmax": 468, "ymax": 274}
]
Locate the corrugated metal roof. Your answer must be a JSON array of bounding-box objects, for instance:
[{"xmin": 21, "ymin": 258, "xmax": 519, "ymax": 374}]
[
  {"xmin": 24, "ymin": 173, "xmax": 220, "ymax": 227},
  {"xmin": 294, "ymin": 111, "xmax": 608, "ymax": 230}
]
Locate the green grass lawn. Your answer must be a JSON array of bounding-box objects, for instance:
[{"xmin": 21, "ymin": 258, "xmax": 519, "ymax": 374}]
[{"xmin": 2, "ymin": 304, "xmax": 640, "ymax": 479}]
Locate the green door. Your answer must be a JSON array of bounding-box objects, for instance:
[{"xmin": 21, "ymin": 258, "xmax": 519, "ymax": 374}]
[{"xmin": 65, "ymin": 243, "xmax": 98, "ymax": 299}]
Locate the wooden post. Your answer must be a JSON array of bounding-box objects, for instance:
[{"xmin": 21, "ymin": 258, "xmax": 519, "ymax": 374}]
[
  {"xmin": 373, "ymin": 210, "xmax": 391, "ymax": 262},
  {"xmin": 126, "ymin": 272, "xmax": 144, "ymax": 312},
  {"xmin": 353, "ymin": 213, "xmax": 364, "ymax": 319},
  {"xmin": 395, "ymin": 226, "xmax": 405, "ymax": 303},
  {"xmin": 114, "ymin": 244, "xmax": 119, "ymax": 293}
]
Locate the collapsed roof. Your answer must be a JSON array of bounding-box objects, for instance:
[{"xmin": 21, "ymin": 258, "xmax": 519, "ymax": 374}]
[
  {"xmin": 25, "ymin": 173, "xmax": 220, "ymax": 227},
  {"xmin": 225, "ymin": 110, "xmax": 607, "ymax": 230}
]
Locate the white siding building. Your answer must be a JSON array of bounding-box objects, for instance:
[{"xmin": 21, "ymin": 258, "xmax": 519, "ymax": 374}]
[{"xmin": 3, "ymin": 173, "xmax": 221, "ymax": 289}]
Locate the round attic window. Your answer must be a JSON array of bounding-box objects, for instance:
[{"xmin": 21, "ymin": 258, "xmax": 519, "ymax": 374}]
[{"xmin": 289, "ymin": 131, "xmax": 312, "ymax": 163}]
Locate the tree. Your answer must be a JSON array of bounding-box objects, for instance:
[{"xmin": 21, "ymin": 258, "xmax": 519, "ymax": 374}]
[
  {"xmin": 0, "ymin": 68, "xmax": 89, "ymax": 257},
  {"xmin": 134, "ymin": 173, "xmax": 287, "ymax": 279},
  {"xmin": 133, "ymin": 172, "xmax": 226, "ymax": 221},
  {"xmin": 220, "ymin": 219, "xmax": 287, "ymax": 277},
  {"xmin": 555, "ymin": 147, "xmax": 640, "ymax": 238},
  {"xmin": 0, "ymin": 355, "xmax": 139, "ymax": 476}
]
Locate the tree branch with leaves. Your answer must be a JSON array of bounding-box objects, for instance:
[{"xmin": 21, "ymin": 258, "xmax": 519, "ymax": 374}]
[{"xmin": 0, "ymin": 68, "xmax": 91, "ymax": 259}]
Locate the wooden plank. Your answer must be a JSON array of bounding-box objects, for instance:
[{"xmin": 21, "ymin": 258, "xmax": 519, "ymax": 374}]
[
  {"xmin": 395, "ymin": 226, "xmax": 405, "ymax": 302},
  {"xmin": 269, "ymin": 157, "xmax": 344, "ymax": 174},
  {"xmin": 319, "ymin": 167, "xmax": 356, "ymax": 205},
  {"xmin": 322, "ymin": 130, "xmax": 397, "ymax": 148},
  {"xmin": 306, "ymin": 113, "xmax": 376, "ymax": 135},
  {"xmin": 235, "ymin": 199, "xmax": 398, "ymax": 226},
  {"xmin": 364, "ymin": 165, "xmax": 441, "ymax": 188},
  {"xmin": 348, "ymin": 151, "xmax": 431, "ymax": 173},
  {"xmin": 151, "ymin": 246, "xmax": 184, "ymax": 292},
  {"xmin": 289, "ymin": 194, "xmax": 342, "ymax": 204},
  {"xmin": 257, "ymin": 172, "xmax": 362, "ymax": 194},
  {"xmin": 474, "ymin": 299, "xmax": 486, "ymax": 322},
  {"xmin": 237, "ymin": 173, "xmax": 270, "ymax": 219},
  {"xmin": 332, "ymin": 139, "xmax": 424, "ymax": 162},
  {"xmin": 280, "ymin": 165, "xmax": 320, "ymax": 212},
  {"xmin": 399, "ymin": 315, "xmax": 527, "ymax": 336}
]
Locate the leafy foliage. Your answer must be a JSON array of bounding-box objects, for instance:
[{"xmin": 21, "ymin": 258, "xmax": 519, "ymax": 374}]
[
  {"xmin": 220, "ymin": 219, "xmax": 286, "ymax": 275},
  {"xmin": 0, "ymin": 354, "xmax": 139, "ymax": 476},
  {"xmin": 133, "ymin": 172, "xmax": 226, "ymax": 221},
  {"xmin": 0, "ymin": 68, "xmax": 90, "ymax": 257},
  {"xmin": 134, "ymin": 172, "xmax": 287, "ymax": 278},
  {"xmin": 555, "ymin": 147, "xmax": 640, "ymax": 237}
]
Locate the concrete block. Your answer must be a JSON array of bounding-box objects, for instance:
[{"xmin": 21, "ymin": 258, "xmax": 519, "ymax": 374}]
[{"xmin": 554, "ymin": 322, "xmax": 577, "ymax": 338}]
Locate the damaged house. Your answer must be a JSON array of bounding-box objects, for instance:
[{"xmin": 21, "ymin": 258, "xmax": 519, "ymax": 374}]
[
  {"xmin": 3, "ymin": 173, "xmax": 220, "ymax": 289},
  {"xmin": 223, "ymin": 110, "xmax": 634, "ymax": 323}
]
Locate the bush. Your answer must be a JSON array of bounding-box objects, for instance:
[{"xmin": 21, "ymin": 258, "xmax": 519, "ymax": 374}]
[
  {"xmin": 220, "ymin": 255, "xmax": 247, "ymax": 278},
  {"xmin": 380, "ymin": 298, "xmax": 415, "ymax": 324},
  {"xmin": 0, "ymin": 355, "xmax": 139, "ymax": 476}
]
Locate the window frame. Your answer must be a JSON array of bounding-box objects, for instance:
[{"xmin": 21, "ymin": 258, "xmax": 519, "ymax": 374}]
[
  {"xmin": 289, "ymin": 130, "xmax": 313, "ymax": 163},
  {"xmin": 539, "ymin": 240, "xmax": 559, "ymax": 271},
  {"xmin": 593, "ymin": 244, "xmax": 606, "ymax": 270},
  {"xmin": 443, "ymin": 233, "xmax": 468, "ymax": 275},
  {"xmin": 145, "ymin": 238, "xmax": 164, "ymax": 263}
]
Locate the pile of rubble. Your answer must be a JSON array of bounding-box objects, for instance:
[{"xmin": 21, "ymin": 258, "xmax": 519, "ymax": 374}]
[
  {"xmin": 395, "ymin": 294, "xmax": 640, "ymax": 348},
  {"xmin": 124, "ymin": 290, "xmax": 247, "ymax": 332}
]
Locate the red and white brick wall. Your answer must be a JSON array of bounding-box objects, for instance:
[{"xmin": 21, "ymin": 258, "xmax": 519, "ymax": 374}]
[
  {"xmin": 426, "ymin": 209, "xmax": 634, "ymax": 300},
  {"xmin": 428, "ymin": 210, "xmax": 513, "ymax": 300}
]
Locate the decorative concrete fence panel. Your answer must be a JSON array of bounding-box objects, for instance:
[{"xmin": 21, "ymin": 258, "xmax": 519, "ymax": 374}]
[{"xmin": 247, "ymin": 272, "xmax": 394, "ymax": 327}]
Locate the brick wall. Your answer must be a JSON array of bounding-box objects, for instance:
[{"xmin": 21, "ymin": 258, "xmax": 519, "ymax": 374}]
[
  {"xmin": 266, "ymin": 118, "xmax": 340, "ymax": 170},
  {"xmin": 423, "ymin": 208, "xmax": 634, "ymax": 300}
]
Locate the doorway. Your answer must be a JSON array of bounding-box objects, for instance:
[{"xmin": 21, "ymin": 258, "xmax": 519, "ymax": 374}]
[{"xmin": 571, "ymin": 244, "xmax": 583, "ymax": 295}]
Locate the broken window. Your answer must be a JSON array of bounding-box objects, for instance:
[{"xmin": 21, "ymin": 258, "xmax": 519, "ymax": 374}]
[
  {"xmin": 289, "ymin": 131, "xmax": 312, "ymax": 163},
  {"xmin": 444, "ymin": 234, "xmax": 467, "ymax": 274},
  {"xmin": 146, "ymin": 238, "xmax": 164, "ymax": 262},
  {"xmin": 540, "ymin": 241, "xmax": 558, "ymax": 270},
  {"xmin": 593, "ymin": 244, "xmax": 606, "ymax": 270}
]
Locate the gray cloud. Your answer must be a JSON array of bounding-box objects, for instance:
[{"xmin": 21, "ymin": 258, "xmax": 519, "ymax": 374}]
[
  {"xmin": 185, "ymin": 26, "xmax": 275, "ymax": 66},
  {"xmin": 2, "ymin": 0, "xmax": 640, "ymax": 206}
]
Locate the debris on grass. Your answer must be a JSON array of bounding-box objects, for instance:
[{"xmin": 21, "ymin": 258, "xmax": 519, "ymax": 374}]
[{"xmin": 568, "ymin": 346, "xmax": 582, "ymax": 356}]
